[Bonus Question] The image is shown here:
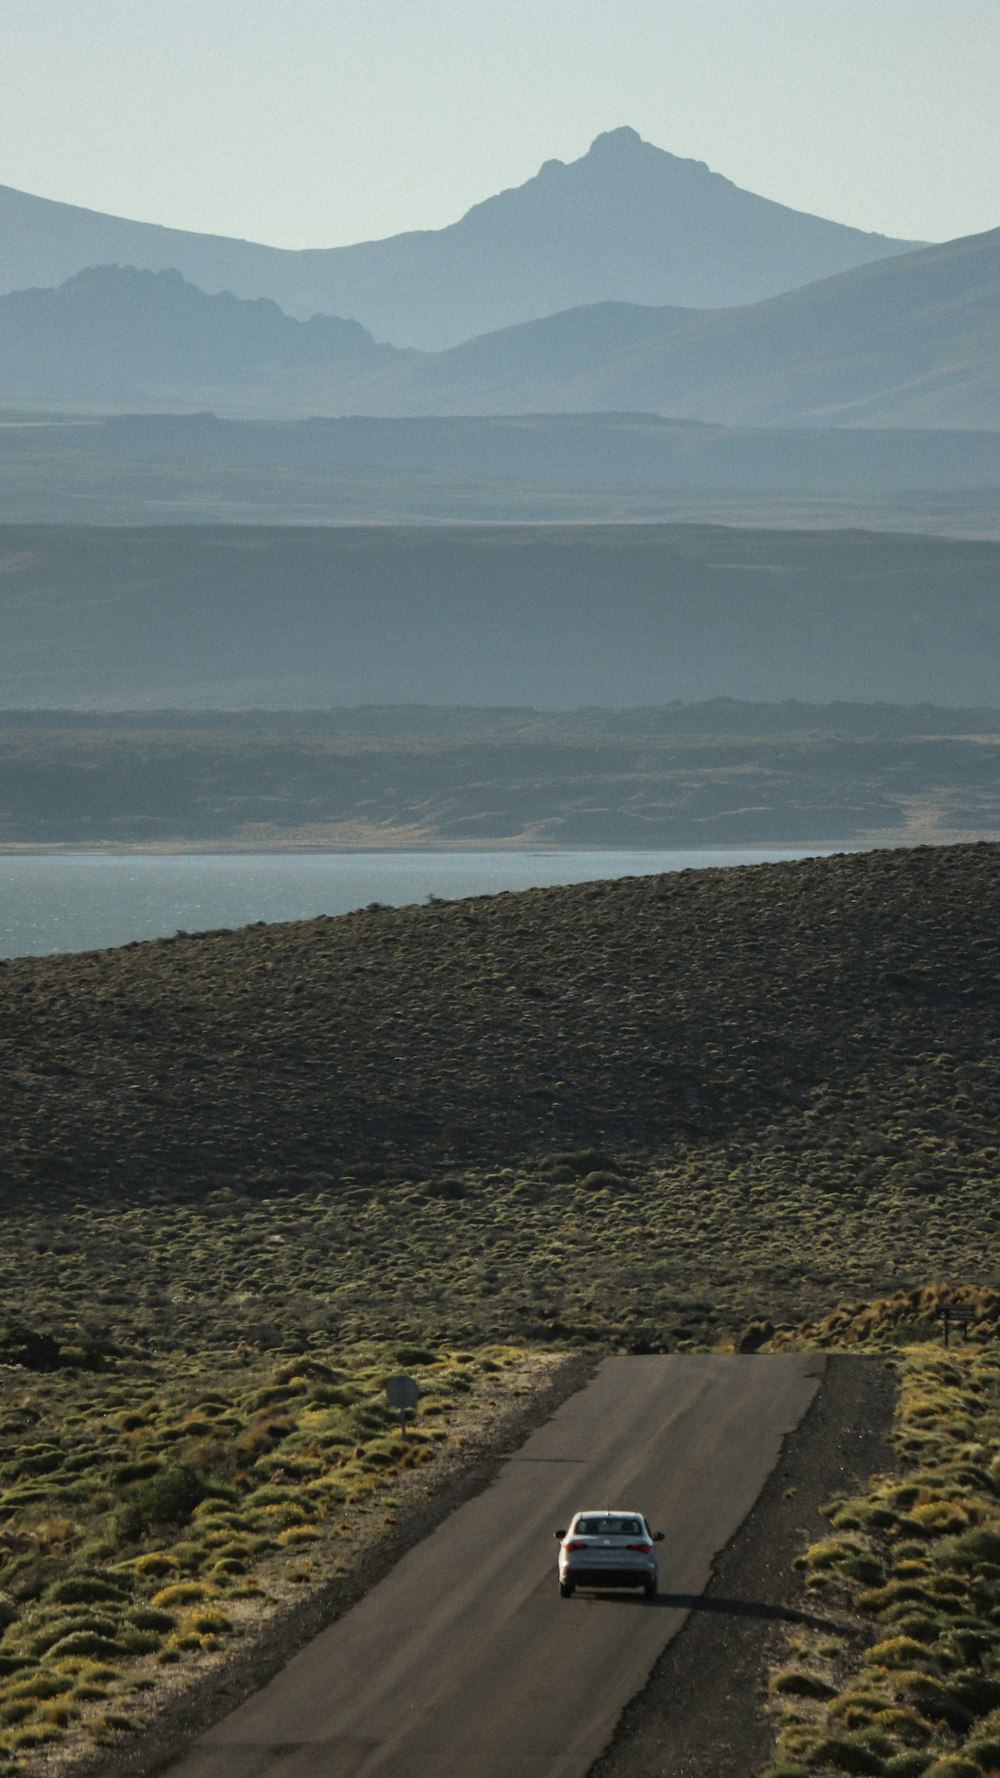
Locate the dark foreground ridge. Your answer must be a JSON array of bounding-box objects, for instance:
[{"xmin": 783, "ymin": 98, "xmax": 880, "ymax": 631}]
[{"xmin": 2, "ymin": 842, "xmax": 998, "ymax": 1203}]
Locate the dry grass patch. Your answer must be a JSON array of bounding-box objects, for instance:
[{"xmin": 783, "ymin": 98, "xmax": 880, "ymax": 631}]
[
  {"xmin": 0, "ymin": 1339, "xmax": 555, "ymax": 1775},
  {"xmin": 762, "ymin": 1335, "xmax": 1000, "ymax": 1778}
]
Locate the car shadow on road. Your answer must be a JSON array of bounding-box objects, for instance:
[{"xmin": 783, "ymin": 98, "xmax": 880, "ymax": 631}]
[{"xmin": 579, "ymin": 1590, "xmax": 838, "ymax": 1631}]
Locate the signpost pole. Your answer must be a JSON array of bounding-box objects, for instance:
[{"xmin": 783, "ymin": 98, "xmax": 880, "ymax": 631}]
[{"xmin": 386, "ymin": 1374, "xmax": 420, "ymax": 1443}]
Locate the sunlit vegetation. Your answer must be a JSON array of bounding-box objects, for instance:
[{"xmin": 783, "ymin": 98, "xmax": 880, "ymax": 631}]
[
  {"xmin": 761, "ymin": 1306, "xmax": 1000, "ymax": 1778},
  {"xmin": 0, "ymin": 1339, "xmax": 545, "ymax": 1771}
]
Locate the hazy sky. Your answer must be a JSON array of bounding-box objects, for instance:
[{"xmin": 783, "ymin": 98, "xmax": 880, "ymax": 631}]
[{"xmin": 2, "ymin": 0, "xmax": 997, "ymax": 249}]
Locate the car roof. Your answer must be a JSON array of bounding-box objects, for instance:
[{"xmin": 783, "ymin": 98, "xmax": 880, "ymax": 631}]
[{"xmin": 572, "ymin": 1508, "xmax": 645, "ymax": 1518}]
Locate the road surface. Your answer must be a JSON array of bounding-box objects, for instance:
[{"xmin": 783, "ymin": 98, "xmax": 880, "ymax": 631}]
[{"xmin": 166, "ymin": 1353, "xmax": 825, "ymax": 1778}]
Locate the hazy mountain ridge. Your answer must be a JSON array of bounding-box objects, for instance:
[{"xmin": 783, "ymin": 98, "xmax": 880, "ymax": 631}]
[
  {"xmin": 2, "ymin": 224, "xmax": 996, "ymax": 428},
  {"xmin": 0, "ymin": 265, "xmax": 393, "ymax": 404},
  {"xmin": 0, "ymin": 127, "xmax": 924, "ymax": 348}
]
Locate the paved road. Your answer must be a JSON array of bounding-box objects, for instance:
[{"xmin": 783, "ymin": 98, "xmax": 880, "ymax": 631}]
[{"xmin": 167, "ymin": 1354, "xmax": 824, "ymax": 1778}]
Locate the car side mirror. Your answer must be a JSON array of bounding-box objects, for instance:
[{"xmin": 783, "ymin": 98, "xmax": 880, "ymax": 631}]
[
  {"xmin": 654, "ymin": 1531, "xmax": 665, "ymax": 1541},
  {"xmin": 554, "ymin": 1529, "xmax": 566, "ymax": 1539}
]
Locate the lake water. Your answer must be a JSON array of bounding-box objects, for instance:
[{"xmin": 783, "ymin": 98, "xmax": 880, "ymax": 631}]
[{"xmin": 0, "ymin": 848, "xmax": 842, "ymax": 960}]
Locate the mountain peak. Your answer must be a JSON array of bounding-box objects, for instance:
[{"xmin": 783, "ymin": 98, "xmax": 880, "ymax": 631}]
[
  {"xmin": 588, "ymin": 126, "xmax": 645, "ymax": 154},
  {"xmin": 584, "ymin": 126, "xmax": 710, "ymax": 177}
]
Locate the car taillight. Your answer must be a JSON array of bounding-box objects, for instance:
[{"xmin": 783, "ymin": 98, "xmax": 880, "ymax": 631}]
[
  {"xmin": 563, "ymin": 1540, "xmax": 588, "ymax": 1551},
  {"xmin": 627, "ymin": 1542, "xmax": 653, "ymax": 1554}
]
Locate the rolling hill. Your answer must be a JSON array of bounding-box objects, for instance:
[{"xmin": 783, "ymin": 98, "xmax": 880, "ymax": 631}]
[
  {"xmin": 0, "ymin": 127, "xmax": 923, "ymax": 348},
  {"xmin": 420, "ymin": 225, "xmax": 1000, "ymax": 428},
  {"xmin": 2, "ymin": 843, "xmax": 997, "ymax": 1214},
  {"xmin": 2, "ymin": 222, "xmax": 996, "ymax": 429}
]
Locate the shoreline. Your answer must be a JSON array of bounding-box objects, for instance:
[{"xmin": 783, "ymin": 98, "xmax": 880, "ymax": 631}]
[
  {"xmin": 2, "ymin": 831, "xmax": 997, "ymax": 858},
  {"xmin": 0, "ymin": 839, "xmax": 871, "ymax": 857}
]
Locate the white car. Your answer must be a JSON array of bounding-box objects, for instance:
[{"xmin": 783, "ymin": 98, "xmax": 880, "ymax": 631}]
[{"xmin": 554, "ymin": 1508, "xmax": 663, "ymax": 1599}]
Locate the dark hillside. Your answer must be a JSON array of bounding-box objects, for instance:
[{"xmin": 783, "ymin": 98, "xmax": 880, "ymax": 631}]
[{"xmin": 2, "ymin": 843, "xmax": 997, "ymax": 1210}]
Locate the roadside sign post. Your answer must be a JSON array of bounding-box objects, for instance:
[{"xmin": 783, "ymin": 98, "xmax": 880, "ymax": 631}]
[
  {"xmin": 939, "ymin": 1304, "xmax": 976, "ymax": 1346},
  {"xmin": 385, "ymin": 1372, "xmax": 420, "ymax": 1440}
]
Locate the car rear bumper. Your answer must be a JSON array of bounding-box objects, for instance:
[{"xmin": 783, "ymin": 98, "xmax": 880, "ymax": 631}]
[{"xmin": 561, "ymin": 1565, "xmax": 656, "ymax": 1589}]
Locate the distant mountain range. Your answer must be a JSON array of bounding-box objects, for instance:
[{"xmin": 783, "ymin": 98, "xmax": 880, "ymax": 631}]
[
  {"xmin": 0, "ymin": 267, "xmax": 395, "ymax": 407},
  {"xmin": 0, "ymin": 127, "xmax": 924, "ymax": 348},
  {"xmin": 2, "ymin": 222, "xmax": 997, "ymax": 429}
]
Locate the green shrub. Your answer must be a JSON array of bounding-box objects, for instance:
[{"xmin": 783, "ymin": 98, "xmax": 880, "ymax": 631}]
[
  {"xmin": 183, "ymin": 1610, "xmax": 232, "ymax": 1636},
  {"xmin": 949, "ymin": 1671, "xmax": 1000, "ymax": 1716},
  {"xmin": 5, "ymin": 1675, "xmax": 71, "ymax": 1702},
  {"xmin": 150, "ymin": 1582, "xmax": 210, "ymax": 1610},
  {"xmin": 808, "ymin": 1735, "xmax": 887, "ymax": 1774},
  {"xmin": 881, "ymin": 1613, "xmax": 939, "ymax": 1644},
  {"xmin": 770, "ymin": 1669, "xmax": 838, "ymax": 1700},
  {"xmin": 124, "ymin": 1552, "xmax": 178, "ymax": 1579},
  {"xmin": 129, "ymin": 1607, "xmax": 176, "ymax": 1632},
  {"xmin": 962, "ymin": 1733, "xmax": 1000, "ymax": 1768},
  {"xmin": 48, "ymin": 1573, "xmax": 130, "ymax": 1606},
  {"xmin": 117, "ymin": 1627, "xmax": 162, "ymax": 1656},
  {"xmin": 860, "ymin": 1583, "xmax": 935, "ymax": 1615},
  {"xmin": 937, "ymin": 1529, "xmax": 1000, "ymax": 1570},
  {"xmin": 829, "ymin": 1694, "xmax": 894, "ymax": 1722},
  {"xmin": 0, "ymin": 1704, "xmax": 34, "ymax": 1728},
  {"xmin": 45, "ymin": 1632, "xmax": 120, "ymax": 1659},
  {"xmin": 31, "ymin": 1615, "xmax": 119, "ymax": 1654},
  {"xmin": 870, "ymin": 1708, "xmax": 933, "ymax": 1747},
  {"xmin": 116, "ymin": 1464, "xmax": 206, "ymax": 1539},
  {"xmin": 921, "ymin": 1761, "xmax": 982, "ymax": 1778},
  {"xmin": 865, "ymin": 1637, "xmax": 936, "ymax": 1670}
]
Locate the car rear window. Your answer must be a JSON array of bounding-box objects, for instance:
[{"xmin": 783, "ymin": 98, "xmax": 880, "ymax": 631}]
[{"xmin": 576, "ymin": 1516, "xmax": 642, "ymax": 1536}]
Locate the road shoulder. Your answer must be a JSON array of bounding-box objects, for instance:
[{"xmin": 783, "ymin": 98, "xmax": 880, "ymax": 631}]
[{"xmin": 588, "ymin": 1354, "xmax": 897, "ymax": 1778}]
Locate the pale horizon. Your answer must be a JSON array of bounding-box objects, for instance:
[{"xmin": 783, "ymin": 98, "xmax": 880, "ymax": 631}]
[{"xmin": 1, "ymin": 0, "xmax": 997, "ymax": 253}]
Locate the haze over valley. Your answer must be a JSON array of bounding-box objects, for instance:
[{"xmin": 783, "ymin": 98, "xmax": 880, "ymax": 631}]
[{"xmin": 1, "ymin": 117, "xmax": 997, "ymax": 851}]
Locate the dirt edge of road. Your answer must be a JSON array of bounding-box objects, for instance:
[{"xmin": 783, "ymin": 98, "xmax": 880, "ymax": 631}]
[{"xmin": 589, "ymin": 1352, "xmax": 897, "ymax": 1778}]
